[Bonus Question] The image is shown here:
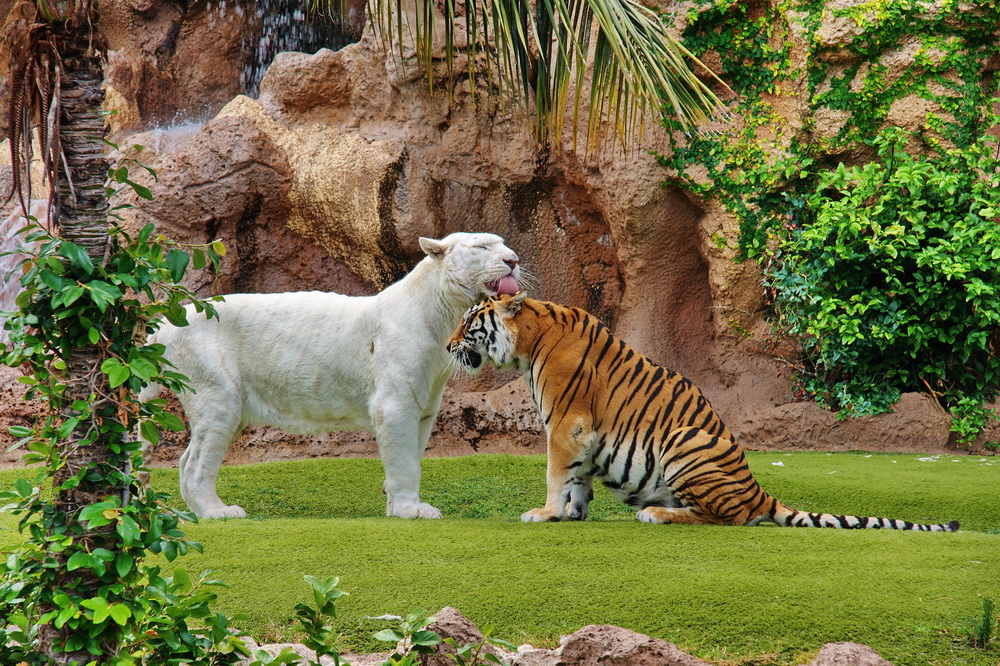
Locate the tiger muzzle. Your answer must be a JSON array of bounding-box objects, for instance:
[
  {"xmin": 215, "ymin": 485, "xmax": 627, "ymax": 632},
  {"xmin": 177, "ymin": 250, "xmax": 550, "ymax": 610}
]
[{"xmin": 449, "ymin": 343, "xmax": 482, "ymax": 370}]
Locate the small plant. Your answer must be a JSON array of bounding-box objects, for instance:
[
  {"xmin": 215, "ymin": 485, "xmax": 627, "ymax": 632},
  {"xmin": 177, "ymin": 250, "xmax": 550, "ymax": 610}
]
[
  {"xmin": 444, "ymin": 627, "xmax": 517, "ymax": 665},
  {"xmin": 246, "ymin": 575, "xmax": 351, "ymax": 666},
  {"xmin": 959, "ymin": 595, "xmax": 995, "ymax": 649},
  {"xmin": 374, "ymin": 609, "xmax": 443, "ymax": 665}
]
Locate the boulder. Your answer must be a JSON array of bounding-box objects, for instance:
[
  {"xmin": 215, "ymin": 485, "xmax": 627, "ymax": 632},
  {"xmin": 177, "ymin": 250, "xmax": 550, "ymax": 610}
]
[
  {"xmin": 418, "ymin": 606, "xmax": 515, "ymax": 666},
  {"xmin": 805, "ymin": 642, "xmax": 894, "ymax": 666},
  {"xmin": 508, "ymin": 624, "xmax": 711, "ymax": 666}
]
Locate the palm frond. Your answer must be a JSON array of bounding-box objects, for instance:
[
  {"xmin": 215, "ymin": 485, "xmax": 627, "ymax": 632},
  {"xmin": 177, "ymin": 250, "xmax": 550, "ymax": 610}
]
[
  {"xmin": 3, "ymin": 4, "xmax": 61, "ymax": 224},
  {"xmin": 314, "ymin": 0, "xmax": 727, "ymax": 150}
]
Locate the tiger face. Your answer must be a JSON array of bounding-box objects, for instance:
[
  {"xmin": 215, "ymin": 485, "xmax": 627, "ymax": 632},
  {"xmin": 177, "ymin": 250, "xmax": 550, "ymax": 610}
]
[{"xmin": 446, "ymin": 292, "xmax": 526, "ymax": 374}]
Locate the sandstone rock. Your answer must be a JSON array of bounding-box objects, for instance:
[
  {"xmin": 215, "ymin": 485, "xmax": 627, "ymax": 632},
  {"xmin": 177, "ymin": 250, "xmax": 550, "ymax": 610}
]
[
  {"xmin": 738, "ymin": 392, "xmax": 953, "ymax": 453},
  {"xmin": 507, "ymin": 624, "xmax": 711, "ymax": 666},
  {"xmin": 805, "ymin": 642, "xmax": 894, "ymax": 666},
  {"xmin": 418, "ymin": 606, "xmax": 515, "ymax": 666},
  {"xmin": 2, "ymin": 0, "xmax": 982, "ymax": 467},
  {"xmin": 814, "ymin": 0, "xmax": 869, "ymax": 51},
  {"xmin": 240, "ymin": 642, "xmax": 388, "ymax": 666}
]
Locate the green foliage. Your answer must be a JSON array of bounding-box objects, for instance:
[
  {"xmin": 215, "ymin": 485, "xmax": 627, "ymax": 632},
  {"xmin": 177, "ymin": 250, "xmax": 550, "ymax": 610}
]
[
  {"xmin": 768, "ymin": 128, "xmax": 1000, "ymax": 427},
  {"xmin": 373, "ymin": 609, "xmax": 443, "ymax": 666},
  {"xmin": 245, "ymin": 575, "xmax": 351, "ymax": 666},
  {"xmin": 444, "ymin": 628, "xmax": 516, "ymax": 666},
  {"xmin": 242, "ymin": 575, "xmax": 514, "ymax": 666},
  {"xmin": 293, "ymin": 575, "xmax": 351, "ymax": 665},
  {"xmin": 960, "ymin": 596, "xmax": 996, "ymax": 649},
  {"xmin": 661, "ymin": 0, "xmax": 1000, "ymax": 440},
  {"xmin": 0, "ymin": 153, "xmax": 237, "ymax": 663}
]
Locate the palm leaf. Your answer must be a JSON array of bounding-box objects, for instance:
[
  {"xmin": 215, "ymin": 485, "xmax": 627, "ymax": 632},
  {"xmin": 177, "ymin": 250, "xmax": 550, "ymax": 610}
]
[{"xmin": 314, "ymin": 0, "xmax": 727, "ymax": 149}]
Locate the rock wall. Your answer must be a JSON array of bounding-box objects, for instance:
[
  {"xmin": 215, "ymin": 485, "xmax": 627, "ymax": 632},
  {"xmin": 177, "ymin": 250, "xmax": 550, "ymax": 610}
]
[{"xmin": 0, "ymin": 0, "xmax": 970, "ymax": 468}]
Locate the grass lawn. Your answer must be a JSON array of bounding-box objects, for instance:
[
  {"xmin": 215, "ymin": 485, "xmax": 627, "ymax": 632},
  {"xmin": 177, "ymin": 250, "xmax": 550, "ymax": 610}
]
[{"xmin": 1, "ymin": 452, "xmax": 998, "ymax": 665}]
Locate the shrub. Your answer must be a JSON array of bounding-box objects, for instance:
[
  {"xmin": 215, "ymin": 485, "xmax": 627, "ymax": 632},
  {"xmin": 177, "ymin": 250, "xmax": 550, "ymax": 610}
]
[{"xmin": 767, "ymin": 127, "xmax": 1000, "ymax": 439}]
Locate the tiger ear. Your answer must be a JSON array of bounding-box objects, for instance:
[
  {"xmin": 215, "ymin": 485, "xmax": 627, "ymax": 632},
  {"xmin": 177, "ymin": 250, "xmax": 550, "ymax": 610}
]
[
  {"xmin": 419, "ymin": 237, "xmax": 447, "ymax": 259},
  {"xmin": 502, "ymin": 291, "xmax": 527, "ymax": 314}
]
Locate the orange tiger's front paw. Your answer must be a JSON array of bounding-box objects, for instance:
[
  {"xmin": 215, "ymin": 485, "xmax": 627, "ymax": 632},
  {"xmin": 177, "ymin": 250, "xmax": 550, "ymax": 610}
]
[{"xmin": 521, "ymin": 507, "xmax": 562, "ymax": 522}]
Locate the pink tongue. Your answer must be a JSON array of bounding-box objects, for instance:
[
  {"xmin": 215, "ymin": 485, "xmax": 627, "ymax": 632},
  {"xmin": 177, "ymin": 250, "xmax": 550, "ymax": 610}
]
[{"xmin": 497, "ymin": 275, "xmax": 519, "ymax": 295}]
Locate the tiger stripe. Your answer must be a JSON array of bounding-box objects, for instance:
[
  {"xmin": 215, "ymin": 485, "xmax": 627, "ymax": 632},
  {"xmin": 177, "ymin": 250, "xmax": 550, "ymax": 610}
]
[{"xmin": 447, "ymin": 294, "xmax": 960, "ymax": 533}]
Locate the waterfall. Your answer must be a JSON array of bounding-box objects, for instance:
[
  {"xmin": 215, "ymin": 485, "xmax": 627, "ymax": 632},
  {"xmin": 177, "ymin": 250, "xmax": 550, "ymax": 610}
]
[{"xmin": 236, "ymin": 0, "xmax": 357, "ymax": 98}]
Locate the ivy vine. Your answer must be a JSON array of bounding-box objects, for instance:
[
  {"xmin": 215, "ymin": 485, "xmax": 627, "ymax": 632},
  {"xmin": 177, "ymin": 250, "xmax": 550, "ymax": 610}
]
[
  {"xmin": 660, "ymin": 0, "xmax": 1000, "ymax": 444},
  {"xmin": 0, "ymin": 152, "xmax": 248, "ymax": 663}
]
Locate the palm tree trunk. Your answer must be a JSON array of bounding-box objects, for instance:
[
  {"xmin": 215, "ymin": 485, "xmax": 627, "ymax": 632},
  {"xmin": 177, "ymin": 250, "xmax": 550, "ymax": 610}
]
[
  {"xmin": 36, "ymin": 20, "xmax": 117, "ymax": 665},
  {"xmin": 53, "ymin": 25, "xmax": 110, "ymax": 259}
]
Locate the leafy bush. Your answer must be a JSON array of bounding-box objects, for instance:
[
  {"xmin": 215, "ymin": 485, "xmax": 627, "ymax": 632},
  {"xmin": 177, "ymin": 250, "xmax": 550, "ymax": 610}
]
[
  {"xmin": 768, "ymin": 127, "xmax": 1000, "ymax": 439},
  {"xmin": 0, "ymin": 151, "xmax": 239, "ymax": 663}
]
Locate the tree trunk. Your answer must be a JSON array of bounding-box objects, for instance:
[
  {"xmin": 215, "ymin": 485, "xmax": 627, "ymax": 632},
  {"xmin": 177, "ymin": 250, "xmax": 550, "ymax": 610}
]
[
  {"xmin": 53, "ymin": 25, "xmax": 110, "ymax": 259},
  {"xmin": 36, "ymin": 19, "xmax": 117, "ymax": 665}
]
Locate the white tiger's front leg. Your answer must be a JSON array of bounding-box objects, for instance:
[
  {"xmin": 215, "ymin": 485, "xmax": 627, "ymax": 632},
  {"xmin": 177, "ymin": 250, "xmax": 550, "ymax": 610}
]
[{"xmin": 373, "ymin": 399, "xmax": 442, "ymax": 520}]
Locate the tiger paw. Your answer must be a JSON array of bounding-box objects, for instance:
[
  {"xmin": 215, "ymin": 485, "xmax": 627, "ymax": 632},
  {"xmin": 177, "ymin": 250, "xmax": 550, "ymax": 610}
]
[
  {"xmin": 637, "ymin": 507, "xmax": 671, "ymax": 524},
  {"xmin": 521, "ymin": 507, "xmax": 561, "ymax": 522}
]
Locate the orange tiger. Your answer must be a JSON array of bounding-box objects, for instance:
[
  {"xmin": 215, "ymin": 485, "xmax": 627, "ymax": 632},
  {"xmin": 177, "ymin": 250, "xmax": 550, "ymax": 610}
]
[{"xmin": 446, "ymin": 293, "xmax": 959, "ymax": 531}]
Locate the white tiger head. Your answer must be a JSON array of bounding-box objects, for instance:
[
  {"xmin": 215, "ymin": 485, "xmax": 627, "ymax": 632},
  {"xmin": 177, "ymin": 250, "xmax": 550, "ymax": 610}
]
[
  {"xmin": 446, "ymin": 292, "xmax": 527, "ymax": 374},
  {"xmin": 418, "ymin": 232, "xmax": 521, "ymax": 304}
]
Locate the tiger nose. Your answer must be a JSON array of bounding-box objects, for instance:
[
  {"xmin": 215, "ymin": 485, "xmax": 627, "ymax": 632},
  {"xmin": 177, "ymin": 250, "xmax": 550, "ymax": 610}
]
[{"xmin": 504, "ymin": 257, "xmax": 518, "ymax": 270}]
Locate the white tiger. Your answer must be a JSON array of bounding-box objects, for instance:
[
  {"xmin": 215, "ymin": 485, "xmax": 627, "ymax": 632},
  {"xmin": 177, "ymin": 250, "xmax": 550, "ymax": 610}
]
[{"xmin": 139, "ymin": 232, "xmax": 521, "ymax": 519}]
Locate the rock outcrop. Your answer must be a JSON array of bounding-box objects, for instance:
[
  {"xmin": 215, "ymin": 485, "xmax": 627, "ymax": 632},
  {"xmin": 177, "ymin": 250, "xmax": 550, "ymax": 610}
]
[{"xmin": 0, "ymin": 0, "xmax": 978, "ymax": 466}]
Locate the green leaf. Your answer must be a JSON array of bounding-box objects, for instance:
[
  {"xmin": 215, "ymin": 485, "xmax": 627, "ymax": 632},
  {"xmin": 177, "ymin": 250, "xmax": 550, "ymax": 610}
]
[
  {"xmin": 411, "ymin": 630, "xmax": 442, "ymax": 647},
  {"xmin": 128, "ymin": 356, "xmax": 158, "ymax": 381},
  {"xmin": 81, "ymin": 597, "xmax": 111, "ymax": 624},
  {"xmin": 166, "ymin": 248, "xmax": 190, "ymax": 283},
  {"xmin": 172, "ymin": 566, "xmax": 193, "ymax": 594},
  {"xmin": 54, "ymin": 606, "xmax": 78, "ymax": 629},
  {"xmin": 87, "ymin": 327, "xmax": 100, "ymax": 344},
  {"xmin": 128, "ymin": 180, "xmax": 153, "ymax": 200},
  {"xmin": 39, "ymin": 269, "xmax": 65, "ymax": 292},
  {"xmin": 192, "ymin": 249, "xmax": 207, "ymax": 270},
  {"xmin": 101, "ymin": 358, "xmax": 130, "ymax": 389},
  {"xmin": 79, "ymin": 499, "xmax": 119, "ymax": 526},
  {"xmin": 108, "ymin": 603, "xmax": 132, "ymax": 626},
  {"xmin": 115, "ymin": 551, "xmax": 133, "ymax": 578},
  {"xmin": 60, "ymin": 241, "xmax": 95, "ymax": 275},
  {"xmin": 117, "ymin": 515, "xmax": 141, "ymax": 546},
  {"xmin": 139, "ymin": 419, "xmax": 160, "ymax": 446},
  {"xmin": 374, "ymin": 629, "xmax": 405, "ymax": 643},
  {"xmin": 14, "ymin": 477, "xmax": 33, "ymax": 497},
  {"xmin": 158, "ymin": 412, "xmax": 186, "ymax": 431},
  {"xmin": 89, "ymin": 281, "xmax": 123, "ymax": 312},
  {"xmin": 9, "ymin": 425, "xmax": 33, "ymax": 438},
  {"xmin": 66, "ymin": 551, "xmax": 94, "ymax": 571}
]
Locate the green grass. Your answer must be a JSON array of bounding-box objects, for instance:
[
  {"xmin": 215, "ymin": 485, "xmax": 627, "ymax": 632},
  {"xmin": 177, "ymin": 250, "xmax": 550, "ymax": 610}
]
[{"xmin": 2, "ymin": 452, "xmax": 999, "ymax": 665}]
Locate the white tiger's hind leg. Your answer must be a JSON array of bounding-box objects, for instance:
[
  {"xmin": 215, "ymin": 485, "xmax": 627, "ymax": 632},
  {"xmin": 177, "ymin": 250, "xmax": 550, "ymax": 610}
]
[{"xmin": 178, "ymin": 395, "xmax": 247, "ymax": 519}]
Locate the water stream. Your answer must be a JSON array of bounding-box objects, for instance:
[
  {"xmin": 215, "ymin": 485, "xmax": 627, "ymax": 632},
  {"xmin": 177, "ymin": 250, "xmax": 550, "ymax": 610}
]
[{"xmin": 235, "ymin": 0, "xmax": 356, "ymax": 98}]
